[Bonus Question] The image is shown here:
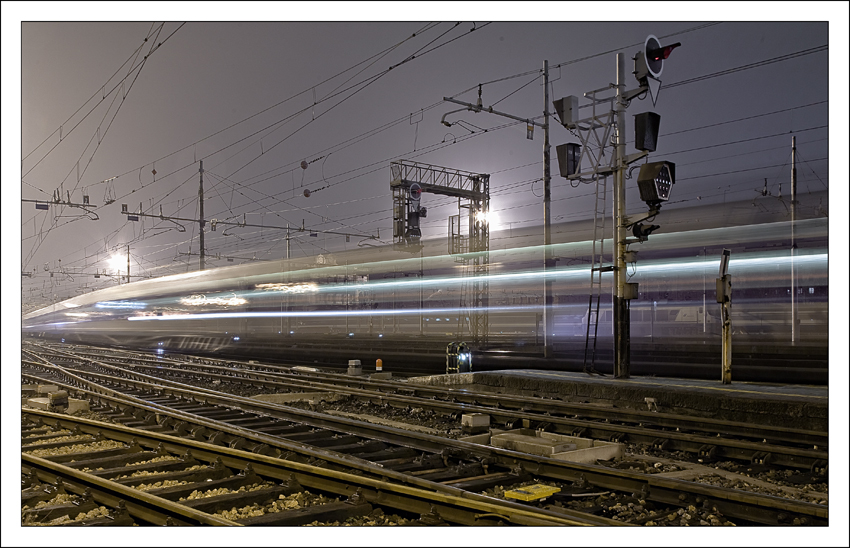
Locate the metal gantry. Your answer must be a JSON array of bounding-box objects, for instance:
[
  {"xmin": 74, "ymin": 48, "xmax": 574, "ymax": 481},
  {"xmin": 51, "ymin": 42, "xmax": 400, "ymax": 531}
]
[{"xmin": 390, "ymin": 160, "xmax": 490, "ymax": 349}]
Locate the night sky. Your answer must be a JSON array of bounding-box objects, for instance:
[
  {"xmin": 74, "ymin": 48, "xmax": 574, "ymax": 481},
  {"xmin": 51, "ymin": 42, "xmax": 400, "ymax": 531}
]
[{"xmin": 4, "ymin": 5, "xmax": 848, "ymax": 545}]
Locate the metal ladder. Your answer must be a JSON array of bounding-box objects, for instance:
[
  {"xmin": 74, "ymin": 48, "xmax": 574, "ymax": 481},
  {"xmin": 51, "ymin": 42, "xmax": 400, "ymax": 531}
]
[{"xmin": 583, "ymin": 174, "xmax": 610, "ymax": 375}]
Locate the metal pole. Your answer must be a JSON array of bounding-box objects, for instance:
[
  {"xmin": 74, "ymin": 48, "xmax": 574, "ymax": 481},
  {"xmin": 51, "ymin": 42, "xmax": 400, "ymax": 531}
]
[
  {"xmin": 721, "ymin": 280, "xmax": 732, "ymax": 384},
  {"xmin": 613, "ymin": 53, "xmax": 629, "ymax": 378},
  {"xmin": 791, "ymin": 136, "xmax": 797, "ymax": 344},
  {"xmin": 543, "ymin": 60, "xmax": 553, "ymax": 358},
  {"xmin": 126, "ymin": 245, "xmax": 130, "ymax": 284},
  {"xmin": 286, "ymin": 223, "xmax": 291, "ymax": 260},
  {"xmin": 199, "ymin": 160, "xmax": 205, "ymax": 271}
]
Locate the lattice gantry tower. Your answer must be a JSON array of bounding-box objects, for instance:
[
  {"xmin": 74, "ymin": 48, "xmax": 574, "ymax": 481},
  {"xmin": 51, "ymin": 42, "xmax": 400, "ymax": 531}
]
[{"xmin": 390, "ymin": 160, "xmax": 490, "ymax": 349}]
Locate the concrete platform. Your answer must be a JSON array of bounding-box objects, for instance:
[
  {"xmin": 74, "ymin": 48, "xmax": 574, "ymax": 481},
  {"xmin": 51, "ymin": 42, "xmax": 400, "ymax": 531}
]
[{"xmin": 408, "ymin": 370, "xmax": 828, "ymax": 431}]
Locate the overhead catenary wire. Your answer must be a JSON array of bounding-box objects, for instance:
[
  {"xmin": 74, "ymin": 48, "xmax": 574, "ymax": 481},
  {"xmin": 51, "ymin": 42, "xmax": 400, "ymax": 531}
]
[
  {"xmin": 22, "ymin": 24, "xmax": 183, "ymax": 179},
  {"xmin": 22, "ymin": 23, "xmax": 162, "ymax": 164},
  {"xmin": 23, "ymin": 22, "xmax": 828, "ymax": 301}
]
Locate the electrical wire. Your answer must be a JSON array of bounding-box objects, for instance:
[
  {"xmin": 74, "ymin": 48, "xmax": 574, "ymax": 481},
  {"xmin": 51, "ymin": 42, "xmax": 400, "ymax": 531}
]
[{"xmin": 665, "ymin": 45, "xmax": 827, "ymax": 89}]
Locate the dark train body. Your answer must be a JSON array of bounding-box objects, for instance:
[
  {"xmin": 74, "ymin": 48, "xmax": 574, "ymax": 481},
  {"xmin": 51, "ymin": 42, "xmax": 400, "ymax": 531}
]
[{"xmin": 22, "ymin": 194, "xmax": 829, "ymax": 383}]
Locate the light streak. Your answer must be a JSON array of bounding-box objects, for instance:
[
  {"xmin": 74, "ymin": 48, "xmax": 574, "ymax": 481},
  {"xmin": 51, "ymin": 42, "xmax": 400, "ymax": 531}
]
[
  {"xmin": 179, "ymin": 294, "xmax": 247, "ymax": 306},
  {"xmin": 255, "ymin": 282, "xmax": 318, "ymax": 293},
  {"xmin": 128, "ymin": 304, "xmax": 564, "ymax": 321},
  {"xmin": 96, "ymin": 301, "xmax": 147, "ymax": 309}
]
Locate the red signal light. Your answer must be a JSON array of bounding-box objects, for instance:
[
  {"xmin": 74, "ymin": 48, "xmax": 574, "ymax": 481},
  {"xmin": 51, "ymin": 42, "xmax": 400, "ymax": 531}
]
[{"xmin": 648, "ymin": 42, "xmax": 681, "ymax": 61}]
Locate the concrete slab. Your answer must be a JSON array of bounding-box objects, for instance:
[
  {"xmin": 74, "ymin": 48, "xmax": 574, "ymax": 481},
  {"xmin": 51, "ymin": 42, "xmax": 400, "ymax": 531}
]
[
  {"xmin": 458, "ymin": 432, "xmax": 491, "ymax": 444},
  {"xmin": 407, "ymin": 373, "xmax": 474, "ymax": 386},
  {"xmin": 36, "ymin": 385, "xmax": 59, "ymax": 395},
  {"xmin": 26, "ymin": 398, "xmax": 51, "ymax": 411},
  {"xmin": 472, "ymin": 428, "xmax": 624, "ymax": 463},
  {"xmin": 411, "ymin": 370, "xmax": 828, "ymax": 431},
  {"xmin": 491, "ymin": 432, "xmax": 577, "ymax": 456},
  {"xmin": 370, "ymin": 372, "xmax": 393, "ymax": 380}
]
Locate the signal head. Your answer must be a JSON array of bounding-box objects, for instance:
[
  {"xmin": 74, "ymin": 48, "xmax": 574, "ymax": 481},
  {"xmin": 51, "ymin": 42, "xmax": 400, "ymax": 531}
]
[
  {"xmin": 634, "ymin": 35, "xmax": 681, "ymax": 83},
  {"xmin": 636, "ymin": 161, "xmax": 675, "ymax": 207}
]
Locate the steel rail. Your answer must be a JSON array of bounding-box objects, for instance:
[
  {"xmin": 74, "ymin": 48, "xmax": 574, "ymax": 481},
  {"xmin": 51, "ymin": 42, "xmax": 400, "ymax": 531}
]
[
  {"xmin": 22, "ymin": 409, "xmax": 600, "ymax": 526},
  {"xmin": 22, "ymin": 356, "xmax": 828, "ymax": 525},
  {"xmin": 22, "ymin": 453, "xmax": 239, "ymax": 526},
  {"xmin": 41, "ymin": 342, "xmax": 826, "ymax": 446},
  {"xmin": 41, "ymin": 348, "xmax": 827, "ymax": 470},
  {"xmin": 20, "ymin": 363, "xmax": 616, "ymax": 525}
]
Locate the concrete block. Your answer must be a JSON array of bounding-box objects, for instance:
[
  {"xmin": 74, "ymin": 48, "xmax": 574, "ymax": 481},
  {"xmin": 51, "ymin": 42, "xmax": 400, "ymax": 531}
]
[
  {"xmin": 37, "ymin": 385, "xmax": 59, "ymax": 395},
  {"xmin": 347, "ymin": 365, "xmax": 363, "ymax": 376},
  {"xmin": 26, "ymin": 398, "xmax": 51, "ymax": 411},
  {"xmin": 370, "ymin": 372, "xmax": 393, "ymax": 380},
  {"xmin": 348, "ymin": 360, "xmax": 361, "ymax": 366},
  {"xmin": 461, "ymin": 413, "xmax": 490, "ymax": 428},
  {"xmin": 67, "ymin": 398, "xmax": 90, "ymax": 414}
]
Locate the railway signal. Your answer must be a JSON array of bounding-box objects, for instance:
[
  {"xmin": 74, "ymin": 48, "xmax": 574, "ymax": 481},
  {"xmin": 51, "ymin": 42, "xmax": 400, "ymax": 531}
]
[
  {"xmin": 550, "ymin": 35, "xmax": 681, "ymax": 379},
  {"xmin": 633, "ymin": 34, "xmax": 680, "ymax": 106},
  {"xmin": 716, "ymin": 249, "xmax": 733, "ymax": 384},
  {"xmin": 636, "ymin": 161, "xmax": 676, "ymax": 207}
]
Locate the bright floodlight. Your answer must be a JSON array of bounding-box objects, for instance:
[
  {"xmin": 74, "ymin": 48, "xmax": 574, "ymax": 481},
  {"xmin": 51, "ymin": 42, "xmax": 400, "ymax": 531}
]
[
  {"xmin": 107, "ymin": 255, "xmax": 125, "ymax": 272},
  {"xmin": 475, "ymin": 210, "xmax": 499, "ymax": 226}
]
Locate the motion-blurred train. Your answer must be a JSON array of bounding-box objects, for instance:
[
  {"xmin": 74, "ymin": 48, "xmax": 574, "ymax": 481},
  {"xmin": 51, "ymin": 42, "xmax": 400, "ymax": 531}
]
[{"xmin": 22, "ymin": 192, "xmax": 829, "ymax": 383}]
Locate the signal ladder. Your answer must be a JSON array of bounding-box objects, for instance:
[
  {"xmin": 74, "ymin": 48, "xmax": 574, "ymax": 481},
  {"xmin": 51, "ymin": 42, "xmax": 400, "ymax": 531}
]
[{"xmin": 583, "ymin": 174, "xmax": 611, "ymax": 375}]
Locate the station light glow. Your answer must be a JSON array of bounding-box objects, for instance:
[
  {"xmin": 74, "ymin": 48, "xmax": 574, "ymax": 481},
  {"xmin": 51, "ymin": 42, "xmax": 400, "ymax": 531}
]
[{"xmin": 107, "ymin": 254, "xmax": 126, "ymax": 272}]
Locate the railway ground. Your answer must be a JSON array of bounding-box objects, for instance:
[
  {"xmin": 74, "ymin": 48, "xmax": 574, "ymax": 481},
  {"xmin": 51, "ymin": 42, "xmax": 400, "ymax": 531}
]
[{"xmin": 20, "ymin": 342, "xmax": 832, "ymax": 530}]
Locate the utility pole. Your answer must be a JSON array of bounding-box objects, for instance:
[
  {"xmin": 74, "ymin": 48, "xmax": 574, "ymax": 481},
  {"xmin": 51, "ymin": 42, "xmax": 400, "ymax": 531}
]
[
  {"xmin": 286, "ymin": 223, "xmax": 291, "ymax": 260},
  {"xmin": 791, "ymin": 136, "xmax": 797, "ymax": 344},
  {"xmin": 126, "ymin": 245, "xmax": 130, "ymax": 284},
  {"xmin": 441, "ymin": 60, "xmax": 552, "ymax": 357},
  {"xmin": 613, "ymin": 53, "xmax": 629, "ymax": 378},
  {"xmin": 553, "ymin": 36, "xmax": 679, "ymax": 379},
  {"xmin": 199, "ymin": 160, "xmax": 205, "ymax": 271},
  {"xmin": 543, "ymin": 60, "xmax": 553, "ymax": 358}
]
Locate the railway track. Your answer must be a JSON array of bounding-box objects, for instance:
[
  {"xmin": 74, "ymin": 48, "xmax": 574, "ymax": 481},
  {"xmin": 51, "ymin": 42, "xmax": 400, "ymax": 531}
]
[
  {"xmin": 22, "ymin": 343, "xmax": 828, "ymax": 526},
  {"xmin": 22, "ymin": 411, "xmax": 594, "ymax": 526},
  {"xmin": 29, "ymin": 342, "xmax": 828, "ymax": 471}
]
